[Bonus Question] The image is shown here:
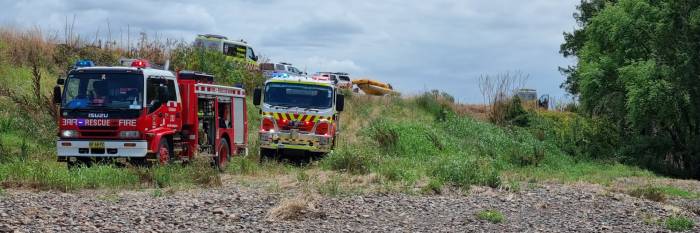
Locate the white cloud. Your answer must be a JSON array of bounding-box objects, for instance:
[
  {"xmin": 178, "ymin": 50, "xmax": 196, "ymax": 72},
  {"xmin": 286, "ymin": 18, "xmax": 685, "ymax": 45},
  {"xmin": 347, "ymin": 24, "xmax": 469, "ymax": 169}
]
[{"xmin": 300, "ymin": 57, "xmax": 363, "ymax": 74}]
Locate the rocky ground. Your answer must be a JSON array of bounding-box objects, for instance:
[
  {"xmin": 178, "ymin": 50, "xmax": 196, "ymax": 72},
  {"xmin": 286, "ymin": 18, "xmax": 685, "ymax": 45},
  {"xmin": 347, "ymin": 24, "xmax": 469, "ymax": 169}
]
[{"xmin": 1, "ymin": 179, "xmax": 699, "ymax": 232}]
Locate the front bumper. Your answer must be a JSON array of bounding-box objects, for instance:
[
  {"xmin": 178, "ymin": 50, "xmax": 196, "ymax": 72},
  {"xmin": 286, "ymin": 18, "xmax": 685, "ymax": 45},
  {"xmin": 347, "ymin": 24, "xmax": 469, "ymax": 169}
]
[
  {"xmin": 56, "ymin": 140, "xmax": 148, "ymax": 158},
  {"xmin": 259, "ymin": 131, "xmax": 333, "ymax": 152}
]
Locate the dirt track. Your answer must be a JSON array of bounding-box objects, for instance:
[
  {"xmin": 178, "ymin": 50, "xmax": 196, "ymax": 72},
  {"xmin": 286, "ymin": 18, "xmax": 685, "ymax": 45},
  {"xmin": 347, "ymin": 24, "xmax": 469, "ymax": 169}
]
[{"xmin": 1, "ymin": 179, "xmax": 698, "ymax": 233}]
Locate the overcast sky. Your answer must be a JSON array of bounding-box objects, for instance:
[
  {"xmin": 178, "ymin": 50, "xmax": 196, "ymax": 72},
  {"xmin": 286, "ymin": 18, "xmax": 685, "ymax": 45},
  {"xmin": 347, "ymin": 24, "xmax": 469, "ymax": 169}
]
[{"xmin": 0, "ymin": 0, "xmax": 579, "ymax": 103}]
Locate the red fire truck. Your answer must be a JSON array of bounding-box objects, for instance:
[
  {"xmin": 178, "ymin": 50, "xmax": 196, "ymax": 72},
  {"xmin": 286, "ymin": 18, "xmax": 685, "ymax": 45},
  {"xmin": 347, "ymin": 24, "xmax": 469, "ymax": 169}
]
[{"xmin": 52, "ymin": 59, "xmax": 248, "ymax": 169}]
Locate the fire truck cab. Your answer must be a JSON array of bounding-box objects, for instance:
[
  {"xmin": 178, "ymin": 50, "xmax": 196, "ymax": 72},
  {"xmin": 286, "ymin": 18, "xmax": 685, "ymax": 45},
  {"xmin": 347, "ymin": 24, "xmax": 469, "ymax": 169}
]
[
  {"xmin": 53, "ymin": 60, "xmax": 248, "ymax": 169},
  {"xmin": 253, "ymin": 75, "xmax": 344, "ymax": 159}
]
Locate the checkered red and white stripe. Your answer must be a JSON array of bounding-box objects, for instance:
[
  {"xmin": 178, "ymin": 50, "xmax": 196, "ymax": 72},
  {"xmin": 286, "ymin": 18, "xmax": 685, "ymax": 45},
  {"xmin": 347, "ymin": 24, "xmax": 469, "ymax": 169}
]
[{"xmin": 194, "ymin": 83, "xmax": 246, "ymax": 98}]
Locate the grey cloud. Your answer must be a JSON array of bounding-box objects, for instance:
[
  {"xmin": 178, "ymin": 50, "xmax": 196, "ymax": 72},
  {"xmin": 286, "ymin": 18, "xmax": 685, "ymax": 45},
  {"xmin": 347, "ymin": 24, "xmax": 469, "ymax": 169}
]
[
  {"xmin": 0, "ymin": 0, "xmax": 578, "ymax": 102},
  {"xmin": 260, "ymin": 17, "xmax": 364, "ymax": 48}
]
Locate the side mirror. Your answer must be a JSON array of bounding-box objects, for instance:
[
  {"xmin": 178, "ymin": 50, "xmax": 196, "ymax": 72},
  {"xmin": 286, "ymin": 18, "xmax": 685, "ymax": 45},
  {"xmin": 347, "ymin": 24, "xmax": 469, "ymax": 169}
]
[
  {"xmin": 253, "ymin": 55, "xmax": 259, "ymax": 62},
  {"xmin": 56, "ymin": 78, "xmax": 65, "ymax": 85},
  {"xmin": 53, "ymin": 86, "xmax": 62, "ymax": 104},
  {"xmin": 157, "ymin": 85, "xmax": 169, "ymax": 103},
  {"xmin": 336, "ymin": 94, "xmax": 345, "ymax": 112},
  {"xmin": 253, "ymin": 88, "xmax": 262, "ymax": 106}
]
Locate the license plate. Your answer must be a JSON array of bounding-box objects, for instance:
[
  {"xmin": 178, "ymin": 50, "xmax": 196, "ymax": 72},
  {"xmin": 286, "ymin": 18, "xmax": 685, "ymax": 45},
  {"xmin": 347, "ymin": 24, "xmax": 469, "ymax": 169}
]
[
  {"xmin": 291, "ymin": 130, "xmax": 299, "ymax": 139},
  {"xmin": 89, "ymin": 141, "xmax": 105, "ymax": 149}
]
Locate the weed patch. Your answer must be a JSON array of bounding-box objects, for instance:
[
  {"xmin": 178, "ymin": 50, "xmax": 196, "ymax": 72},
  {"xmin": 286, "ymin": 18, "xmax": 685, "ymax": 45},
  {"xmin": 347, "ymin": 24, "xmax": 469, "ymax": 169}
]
[
  {"xmin": 0, "ymin": 158, "xmax": 221, "ymax": 191},
  {"xmin": 476, "ymin": 210, "xmax": 505, "ymax": 224},
  {"xmin": 665, "ymin": 215, "xmax": 695, "ymax": 232},
  {"xmin": 421, "ymin": 178, "xmax": 444, "ymax": 195},
  {"xmin": 628, "ymin": 186, "xmax": 666, "ymax": 202},
  {"xmin": 430, "ymin": 157, "xmax": 501, "ymax": 190},
  {"xmin": 322, "ymin": 147, "xmax": 372, "ymax": 175}
]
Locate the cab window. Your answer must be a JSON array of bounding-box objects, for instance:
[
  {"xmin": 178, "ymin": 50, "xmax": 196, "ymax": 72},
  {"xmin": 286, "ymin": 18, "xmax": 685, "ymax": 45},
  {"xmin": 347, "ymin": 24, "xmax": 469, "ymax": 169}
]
[
  {"xmin": 246, "ymin": 47, "xmax": 257, "ymax": 61},
  {"xmin": 146, "ymin": 78, "xmax": 177, "ymax": 113},
  {"xmin": 224, "ymin": 43, "xmax": 237, "ymax": 57}
]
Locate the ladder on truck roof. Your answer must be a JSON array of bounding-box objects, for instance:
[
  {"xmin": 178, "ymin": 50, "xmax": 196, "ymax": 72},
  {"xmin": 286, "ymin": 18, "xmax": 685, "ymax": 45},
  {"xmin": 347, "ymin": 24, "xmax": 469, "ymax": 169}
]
[{"xmin": 194, "ymin": 83, "xmax": 246, "ymax": 98}]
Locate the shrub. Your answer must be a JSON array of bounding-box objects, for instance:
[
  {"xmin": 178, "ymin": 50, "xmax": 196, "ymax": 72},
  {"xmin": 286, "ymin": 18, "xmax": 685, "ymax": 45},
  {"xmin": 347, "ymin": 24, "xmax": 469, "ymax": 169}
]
[
  {"xmin": 508, "ymin": 145, "xmax": 546, "ymax": 166},
  {"xmin": 366, "ymin": 120, "xmax": 399, "ymax": 150},
  {"xmin": 374, "ymin": 159, "xmax": 419, "ymax": 184},
  {"xmin": 364, "ymin": 119, "xmax": 448, "ymax": 158},
  {"xmin": 501, "ymin": 97, "xmax": 529, "ymax": 127},
  {"xmin": 529, "ymin": 111, "xmax": 619, "ymax": 161},
  {"xmin": 322, "ymin": 146, "xmax": 372, "ymax": 175},
  {"xmin": 476, "ymin": 210, "xmax": 505, "ymax": 223},
  {"xmin": 665, "ymin": 215, "xmax": 695, "ymax": 232},
  {"xmin": 416, "ymin": 91, "xmax": 454, "ymax": 120},
  {"xmin": 430, "ymin": 157, "xmax": 501, "ymax": 190},
  {"xmin": 421, "ymin": 178, "xmax": 444, "ymax": 194}
]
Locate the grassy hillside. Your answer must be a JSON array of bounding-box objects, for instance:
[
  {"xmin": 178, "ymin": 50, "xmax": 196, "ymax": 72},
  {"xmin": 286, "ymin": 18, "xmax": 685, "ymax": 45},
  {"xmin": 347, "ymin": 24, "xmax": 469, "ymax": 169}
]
[
  {"xmin": 0, "ymin": 27, "xmax": 659, "ymax": 194},
  {"xmin": 322, "ymin": 93, "xmax": 653, "ymax": 192}
]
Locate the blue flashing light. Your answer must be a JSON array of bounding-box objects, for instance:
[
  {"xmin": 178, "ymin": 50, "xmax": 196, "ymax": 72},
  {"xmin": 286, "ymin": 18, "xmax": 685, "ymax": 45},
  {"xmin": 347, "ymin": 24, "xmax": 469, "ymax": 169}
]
[
  {"xmin": 74, "ymin": 59, "xmax": 95, "ymax": 68},
  {"xmin": 271, "ymin": 72, "xmax": 290, "ymax": 78}
]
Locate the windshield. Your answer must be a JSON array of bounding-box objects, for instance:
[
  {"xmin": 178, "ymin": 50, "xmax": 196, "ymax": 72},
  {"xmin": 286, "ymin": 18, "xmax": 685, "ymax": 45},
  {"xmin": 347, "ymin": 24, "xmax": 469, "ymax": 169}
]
[
  {"xmin": 264, "ymin": 83, "xmax": 333, "ymax": 109},
  {"xmin": 62, "ymin": 73, "xmax": 144, "ymax": 110}
]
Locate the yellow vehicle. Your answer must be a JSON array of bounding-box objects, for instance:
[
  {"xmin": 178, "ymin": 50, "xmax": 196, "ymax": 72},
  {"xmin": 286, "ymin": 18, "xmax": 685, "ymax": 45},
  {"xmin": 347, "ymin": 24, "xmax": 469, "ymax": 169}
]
[
  {"xmin": 194, "ymin": 34, "xmax": 259, "ymax": 71},
  {"xmin": 352, "ymin": 79, "xmax": 394, "ymax": 96}
]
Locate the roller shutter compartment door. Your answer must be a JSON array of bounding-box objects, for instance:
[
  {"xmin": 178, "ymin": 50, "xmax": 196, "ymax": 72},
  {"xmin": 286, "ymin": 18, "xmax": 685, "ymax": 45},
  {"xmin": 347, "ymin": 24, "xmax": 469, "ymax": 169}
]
[{"xmin": 233, "ymin": 97, "xmax": 245, "ymax": 144}]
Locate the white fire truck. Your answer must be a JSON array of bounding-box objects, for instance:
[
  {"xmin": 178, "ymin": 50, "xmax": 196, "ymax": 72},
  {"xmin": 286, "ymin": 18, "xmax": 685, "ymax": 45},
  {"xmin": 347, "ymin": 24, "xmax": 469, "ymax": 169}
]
[{"xmin": 253, "ymin": 75, "xmax": 344, "ymax": 159}]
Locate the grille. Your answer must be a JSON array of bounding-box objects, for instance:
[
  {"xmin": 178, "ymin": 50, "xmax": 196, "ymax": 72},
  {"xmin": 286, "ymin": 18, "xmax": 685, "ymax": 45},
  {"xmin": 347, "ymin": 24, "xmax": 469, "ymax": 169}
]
[
  {"xmin": 80, "ymin": 131, "xmax": 117, "ymax": 137},
  {"xmin": 79, "ymin": 126, "xmax": 119, "ymax": 131}
]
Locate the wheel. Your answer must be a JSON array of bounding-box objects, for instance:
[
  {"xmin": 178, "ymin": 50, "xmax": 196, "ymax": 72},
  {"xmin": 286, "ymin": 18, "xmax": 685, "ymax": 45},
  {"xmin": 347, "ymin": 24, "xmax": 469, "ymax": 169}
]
[
  {"xmin": 214, "ymin": 138, "xmax": 230, "ymax": 171},
  {"xmin": 157, "ymin": 138, "xmax": 172, "ymax": 166}
]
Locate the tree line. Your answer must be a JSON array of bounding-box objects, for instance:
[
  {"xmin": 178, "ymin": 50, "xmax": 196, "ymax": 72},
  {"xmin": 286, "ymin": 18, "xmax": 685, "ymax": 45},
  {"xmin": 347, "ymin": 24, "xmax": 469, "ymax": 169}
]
[{"xmin": 562, "ymin": 0, "xmax": 700, "ymax": 178}]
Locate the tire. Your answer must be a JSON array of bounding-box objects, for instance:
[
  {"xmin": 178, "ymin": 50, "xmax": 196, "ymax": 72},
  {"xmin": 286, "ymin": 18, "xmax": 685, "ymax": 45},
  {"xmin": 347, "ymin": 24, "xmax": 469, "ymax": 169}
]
[
  {"xmin": 214, "ymin": 138, "xmax": 230, "ymax": 171},
  {"xmin": 156, "ymin": 138, "xmax": 172, "ymax": 166}
]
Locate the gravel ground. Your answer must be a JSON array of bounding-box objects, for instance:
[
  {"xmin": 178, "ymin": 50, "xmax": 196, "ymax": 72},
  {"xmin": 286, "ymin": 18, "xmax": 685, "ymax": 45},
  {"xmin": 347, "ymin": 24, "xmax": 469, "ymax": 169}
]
[{"xmin": 0, "ymin": 182, "xmax": 697, "ymax": 232}]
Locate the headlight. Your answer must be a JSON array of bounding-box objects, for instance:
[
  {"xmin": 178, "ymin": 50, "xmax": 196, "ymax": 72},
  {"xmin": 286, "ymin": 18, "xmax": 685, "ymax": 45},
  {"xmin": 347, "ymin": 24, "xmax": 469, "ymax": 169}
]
[
  {"xmin": 61, "ymin": 130, "xmax": 77, "ymax": 138},
  {"xmin": 119, "ymin": 131, "xmax": 140, "ymax": 139}
]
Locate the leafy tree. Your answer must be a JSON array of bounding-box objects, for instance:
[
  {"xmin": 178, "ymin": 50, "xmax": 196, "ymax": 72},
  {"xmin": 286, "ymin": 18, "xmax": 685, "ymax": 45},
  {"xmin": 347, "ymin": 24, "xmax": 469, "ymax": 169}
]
[
  {"xmin": 560, "ymin": 0, "xmax": 617, "ymax": 95},
  {"xmin": 567, "ymin": 0, "xmax": 700, "ymax": 177},
  {"xmin": 170, "ymin": 45, "xmax": 264, "ymax": 93}
]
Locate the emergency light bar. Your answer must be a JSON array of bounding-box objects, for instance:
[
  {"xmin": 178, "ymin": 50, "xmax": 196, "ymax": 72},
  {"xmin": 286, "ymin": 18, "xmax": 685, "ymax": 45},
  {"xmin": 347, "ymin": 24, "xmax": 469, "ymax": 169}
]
[
  {"xmin": 312, "ymin": 75, "xmax": 330, "ymax": 81},
  {"xmin": 74, "ymin": 59, "xmax": 95, "ymax": 68},
  {"xmin": 271, "ymin": 72, "xmax": 290, "ymax": 78},
  {"xmin": 131, "ymin": 59, "xmax": 150, "ymax": 68}
]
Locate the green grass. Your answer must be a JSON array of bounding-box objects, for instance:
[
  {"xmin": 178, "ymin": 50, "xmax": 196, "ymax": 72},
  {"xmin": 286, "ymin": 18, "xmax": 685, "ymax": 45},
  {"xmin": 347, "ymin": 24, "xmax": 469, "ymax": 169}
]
[
  {"xmin": 0, "ymin": 63, "xmax": 662, "ymax": 193},
  {"xmin": 507, "ymin": 162, "xmax": 655, "ymax": 185},
  {"xmin": 658, "ymin": 186, "xmax": 700, "ymax": 199},
  {"xmin": 0, "ymin": 159, "xmax": 220, "ymax": 191},
  {"xmin": 627, "ymin": 185, "xmax": 700, "ymax": 202},
  {"xmin": 665, "ymin": 215, "xmax": 695, "ymax": 232},
  {"xmin": 318, "ymin": 175, "xmax": 344, "ymax": 196},
  {"xmin": 321, "ymin": 94, "xmax": 656, "ymax": 192},
  {"xmin": 476, "ymin": 210, "xmax": 505, "ymax": 223},
  {"xmin": 628, "ymin": 186, "xmax": 667, "ymax": 202},
  {"xmin": 421, "ymin": 178, "xmax": 444, "ymax": 194}
]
